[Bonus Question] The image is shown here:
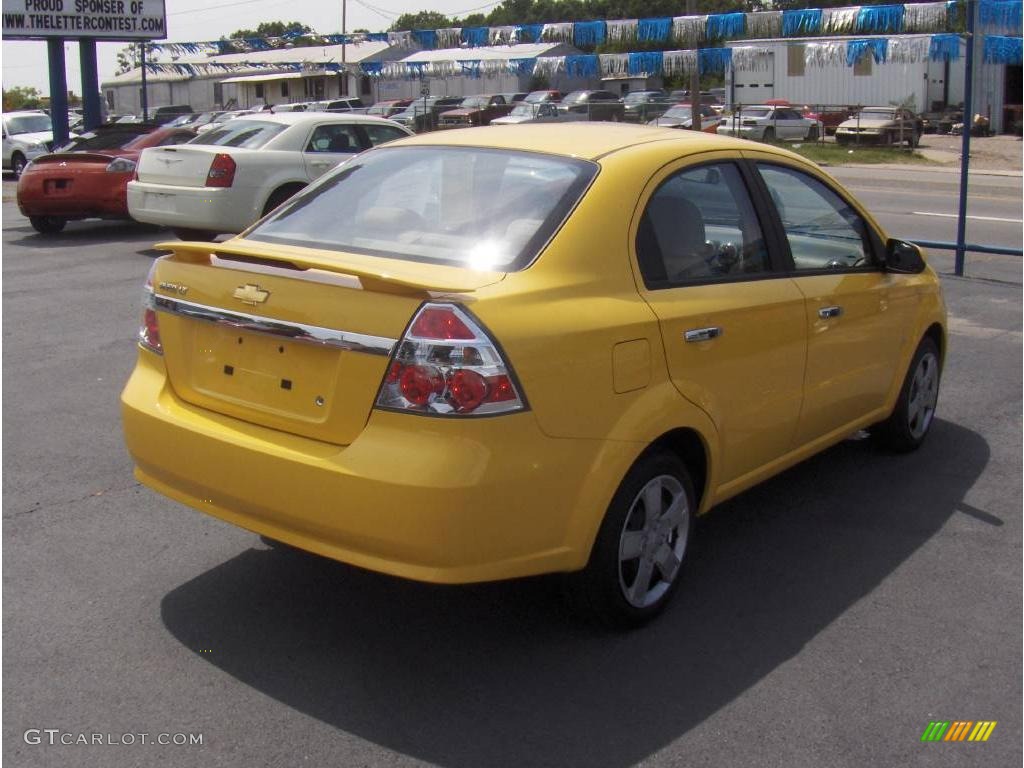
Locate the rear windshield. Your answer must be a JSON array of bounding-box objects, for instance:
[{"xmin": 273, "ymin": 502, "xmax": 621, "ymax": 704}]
[
  {"xmin": 246, "ymin": 146, "xmax": 597, "ymax": 271},
  {"xmin": 188, "ymin": 120, "xmax": 285, "ymax": 148},
  {"xmin": 62, "ymin": 127, "xmax": 151, "ymax": 151}
]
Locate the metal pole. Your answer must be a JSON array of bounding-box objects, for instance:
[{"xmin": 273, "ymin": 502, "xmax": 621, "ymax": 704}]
[
  {"xmin": 140, "ymin": 42, "xmax": 149, "ymax": 121},
  {"xmin": 47, "ymin": 38, "xmax": 69, "ymax": 147},
  {"xmin": 687, "ymin": 0, "xmax": 701, "ymax": 131},
  {"xmin": 341, "ymin": 0, "xmax": 347, "ymax": 96},
  {"xmin": 954, "ymin": 0, "xmax": 976, "ymax": 277},
  {"xmin": 79, "ymin": 39, "xmax": 102, "ymax": 129}
]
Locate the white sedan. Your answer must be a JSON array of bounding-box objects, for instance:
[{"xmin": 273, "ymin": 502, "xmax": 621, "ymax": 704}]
[
  {"xmin": 717, "ymin": 105, "xmax": 823, "ymax": 142},
  {"xmin": 127, "ymin": 112, "xmax": 412, "ymax": 239}
]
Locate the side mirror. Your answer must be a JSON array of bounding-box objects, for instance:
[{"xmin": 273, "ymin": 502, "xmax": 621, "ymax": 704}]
[{"xmin": 884, "ymin": 238, "xmax": 927, "ymax": 274}]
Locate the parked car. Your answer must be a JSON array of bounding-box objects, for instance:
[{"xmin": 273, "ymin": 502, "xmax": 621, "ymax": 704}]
[
  {"xmin": 437, "ymin": 94, "xmax": 515, "ymax": 128},
  {"xmin": 195, "ymin": 110, "xmax": 249, "ymax": 134},
  {"xmin": 623, "ymin": 91, "xmax": 673, "ymax": 123},
  {"xmin": 127, "ymin": 112, "xmax": 412, "ymax": 240},
  {"xmin": 717, "ymin": 105, "xmax": 823, "ymax": 141},
  {"xmin": 152, "ymin": 105, "xmax": 194, "ymax": 125},
  {"xmin": 366, "ymin": 99, "xmax": 413, "ymax": 118},
  {"xmin": 498, "ymin": 92, "xmax": 529, "ymax": 105},
  {"xmin": 3, "ymin": 111, "xmax": 59, "ymax": 178},
  {"xmin": 16, "ymin": 124, "xmax": 196, "ymax": 234},
  {"xmin": 558, "ymin": 90, "xmax": 625, "ymax": 122},
  {"xmin": 647, "ymin": 104, "xmax": 721, "ymax": 132},
  {"xmin": 390, "ymin": 96, "xmax": 465, "ymax": 132},
  {"xmin": 491, "ymin": 102, "xmax": 569, "ymax": 125},
  {"xmin": 801, "ymin": 105, "xmax": 853, "ymax": 136},
  {"xmin": 835, "ymin": 107, "xmax": 923, "ymax": 147},
  {"xmin": 523, "ymin": 89, "xmax": 562, "ymax": 104},
  {"xmin": 316, "ymin": 98, "xmax": 365, "ymax": 113},
  {"xmin": 271, "ymin": 103, "xmax": 308, "ymax": 113},
  {"xmin": 122, "ymin": 123, "xmax": 946, "ymax": 627}
]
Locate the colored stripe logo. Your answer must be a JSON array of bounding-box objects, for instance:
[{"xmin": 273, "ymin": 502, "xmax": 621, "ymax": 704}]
[{"xmin": 921, "ymin": 721, "xmax": 997, "ymax": 742}]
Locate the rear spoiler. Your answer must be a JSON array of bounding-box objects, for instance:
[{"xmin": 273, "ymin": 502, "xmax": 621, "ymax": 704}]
[
  {"xmin": 155, "ymin": 240, "xmax": 506, "ymax": 295},
  {"xmin": 31, "ymin": 152, "xmax": 117, "ymax": 164}
]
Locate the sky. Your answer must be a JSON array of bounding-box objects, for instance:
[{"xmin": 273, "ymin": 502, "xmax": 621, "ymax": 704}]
[{"xmin": 2, "ymin": 0, "xmax": 504, "ymax": 97}]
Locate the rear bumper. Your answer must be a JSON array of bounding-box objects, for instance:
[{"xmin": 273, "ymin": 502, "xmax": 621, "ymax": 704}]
[
  {"xmin": 127, "ymin": 182, "xmax": 254, "ymax": 233},
  {"xmin": 17, "ymin": 171, "xmax": 130, "ymax": 218},
  {"xmin": 121, "ymin": 350, "xmax": 635, "ymax": 583}
]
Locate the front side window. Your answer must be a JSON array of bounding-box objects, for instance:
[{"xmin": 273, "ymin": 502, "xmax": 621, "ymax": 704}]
[
  {"xmin": 305, "ymin": 124, "xmax": 362, "ymax": 153},
  {"xmin": 246, "ymin": 146, "xmax": 596, "ymax": 271},
  {"xmin": 636, "ymin": 162, "xmax": 771, "ymax": 287},
  {"xmin": 757, "ymin": 164, "xmax": 876, "ymax": 271}
]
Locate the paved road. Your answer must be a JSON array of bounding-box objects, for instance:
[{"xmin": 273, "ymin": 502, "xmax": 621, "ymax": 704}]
[
  {"xmin": 828, "ymin": 166, "xmax": 1022, "ymax": 283},
  {"xmin": 2, "ymin": 170, "xmax": 1021, "ymax": 768}
]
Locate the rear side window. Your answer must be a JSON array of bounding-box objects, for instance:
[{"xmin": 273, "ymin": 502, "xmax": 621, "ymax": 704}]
[
  {"xmin": 246, "ymin": 146, "xmax": 596, "ymax": 271},
  {"xmin": 362, "ymin": 124, "xmax": 408, "ymax": 146},
  {"xmin": 636, "ymin": 163, "xmax": 771, "ymax": 287},
  {"xmin": 189, "ymin": 120, "xmax": 286, "ymax": 149}
]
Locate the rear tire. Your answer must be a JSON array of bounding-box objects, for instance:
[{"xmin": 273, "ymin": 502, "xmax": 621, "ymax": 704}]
[
  {"xmin": 762, "ymin": 127, "xmax": 775, "ymax": 142},
  {"xmin": 29, "ymin": 215, "xmax": 66, "ymax": 234},
  {"xmin": 807, "ymin": 126, "xmax": 819, "ymax": 141},
  {"xmin": 261, "ymin": 184, "xmax": 305, "ymax": 217},
  {"xmin": 872, "ymin": 337, "xmax": 941, "ymax": 452},
  {"xmin": 172, "ymin": 228, "xmax": 219, "ymax": 241},
  {"xmin": 564, "ymin": 452, "xmax": 695, "ymax": 628}
]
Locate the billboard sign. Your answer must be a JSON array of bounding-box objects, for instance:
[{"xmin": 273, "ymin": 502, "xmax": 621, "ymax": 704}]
[{"xmin": 2, "ymin": 0, "xmax": 166, "ymax": 41}]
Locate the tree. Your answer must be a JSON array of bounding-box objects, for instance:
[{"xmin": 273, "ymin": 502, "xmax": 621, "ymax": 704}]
[
  {"xmin": 228, "ymin": 21, "xmax": 312, "ymax": 39},
  {"xmin": 390, "ymin": 11, "xmax": 452, "ymax": 32},
  {"xmin": 3, "ymin": 86, "xmax": 44, "ymax": 111}
]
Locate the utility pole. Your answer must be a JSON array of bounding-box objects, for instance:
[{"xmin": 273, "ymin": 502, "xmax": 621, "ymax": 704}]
[{"xmin": 687, "ymin": 0, "xmax": 701, "ymax": 131}]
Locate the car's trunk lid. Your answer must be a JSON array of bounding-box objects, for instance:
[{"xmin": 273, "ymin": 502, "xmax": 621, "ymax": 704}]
[
  {"xmin": 136, "ymin": 146, "xmax": 227, "ymax": 187},
  {"xmin": 150, "ymin": 239, "xmax": 504, "ymax": 445}
]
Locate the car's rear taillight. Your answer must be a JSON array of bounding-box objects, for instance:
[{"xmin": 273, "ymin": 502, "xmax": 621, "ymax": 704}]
[
  {"xmin": 139, "ymin": 266, "xmax": 163, "ymax": 354},
  {"xmin": 375, "ymin": 303, "xmax": 525, "ymax": 416},
  {"xmin": 205, "ymin": 153, "xmax": 236, "ymax": 188}
]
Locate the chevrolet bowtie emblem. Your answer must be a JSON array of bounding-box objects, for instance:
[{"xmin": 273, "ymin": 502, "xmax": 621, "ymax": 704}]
[{"xmin": 233, "ymin": 284, "xmax": 270, "ymax": 305}]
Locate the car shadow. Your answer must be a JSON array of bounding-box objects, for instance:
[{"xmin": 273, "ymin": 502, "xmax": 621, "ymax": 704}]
[
  {"xmin": 160, "ymin": 418, "xmax": 987, "ymax": 767},
  {"xmin": 5, "ymin": 219, "xmax": 165, "ymax": 248}
]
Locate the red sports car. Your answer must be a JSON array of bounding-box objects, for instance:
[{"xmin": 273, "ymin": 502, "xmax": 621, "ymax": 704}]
[{"xmin": 16, "ymin": 124, "xmax": 196, "ymax": 234}]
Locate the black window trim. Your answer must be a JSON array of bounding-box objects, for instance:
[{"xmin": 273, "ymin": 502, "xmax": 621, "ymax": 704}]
[
  {"xmin": 635, "ymin": 158, "xmax": 793, "ymax": 291},
  {"xmin": 747, "ymin": 159, "xmax": 886, "ymax": 276}
]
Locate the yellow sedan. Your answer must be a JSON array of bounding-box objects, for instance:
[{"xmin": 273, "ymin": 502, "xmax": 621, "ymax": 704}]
[{"xmin": 121, "ymin": 124, "xmax": 946, "ymax": 627}]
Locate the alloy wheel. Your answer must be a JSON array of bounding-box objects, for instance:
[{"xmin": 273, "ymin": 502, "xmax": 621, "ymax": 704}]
[
  {"xmin": 618, "ymin": 474, "xmax": 690, "ymax": 609},
  {"xmin": 907, "ymin": 351, "xmax": 939, "ymax": 440}
]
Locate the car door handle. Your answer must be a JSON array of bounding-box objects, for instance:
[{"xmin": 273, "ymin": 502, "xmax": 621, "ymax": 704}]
[
  {"xmin": 818, "ymin": 306, "xmax": 844, "ymax": 319},
  {"xmin": 684, "ymin": 327, "xmax": 723, "ymax": 343}
]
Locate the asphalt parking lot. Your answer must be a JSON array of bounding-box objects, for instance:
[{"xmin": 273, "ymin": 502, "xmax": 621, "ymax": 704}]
[{"xmin": 2, "ymin": 171, "xmax": 1021, "ymax": 767}]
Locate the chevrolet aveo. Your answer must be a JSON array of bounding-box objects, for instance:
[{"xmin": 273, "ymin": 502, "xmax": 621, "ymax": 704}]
[{"xmin": 121, "ymin": 124, "xmax": 946, "ymax": 627}]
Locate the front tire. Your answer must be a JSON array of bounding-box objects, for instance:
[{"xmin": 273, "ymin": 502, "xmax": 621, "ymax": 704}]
[
  {"xmin": 873, "ymin": 337, "xmax": 941, "ymax": 452},
  {"xmin": 807, "ymin": 126, "xmax": 819, "ymax": 141},
  {"xmin": 11, "ymin": 152, "xmax": 27, "ymax": 179},
  {"xmin": 29, "ymin": 215, "xmax": 66, "ymax": 234},
  {"xmin": 564, "ymin": 453, "xmax": 695, "ymax": 628},
  {"xmin": 762, "ymin": 127, "xmax": 775, "ymax": 142}
]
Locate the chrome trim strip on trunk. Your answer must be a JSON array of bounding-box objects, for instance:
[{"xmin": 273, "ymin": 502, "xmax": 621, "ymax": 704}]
[{"xmin": 150, "ymin": 293, "xmax": 397, "ymax": 356}]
